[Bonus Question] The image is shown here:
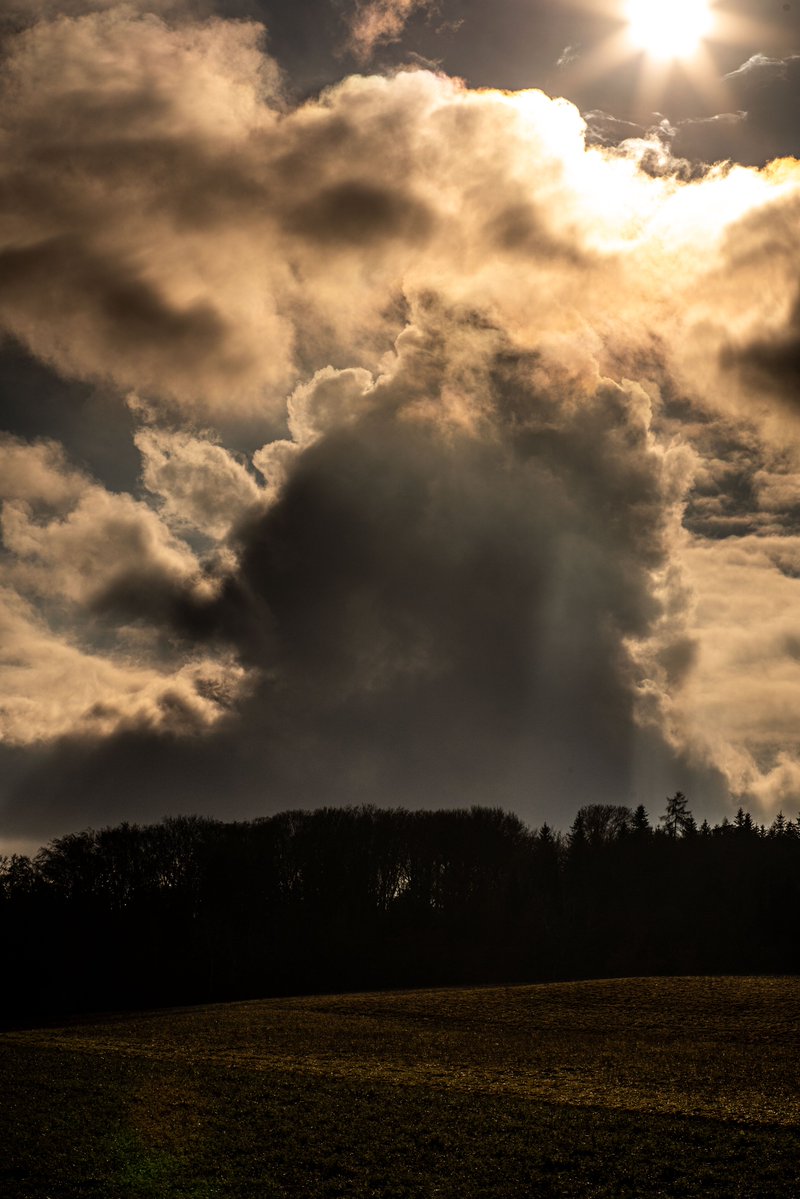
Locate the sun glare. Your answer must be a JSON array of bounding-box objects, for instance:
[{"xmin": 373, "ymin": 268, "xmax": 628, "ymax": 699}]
[{"xmin": 626, "ymin": 0, "xmax": 715, "ymax": 59}]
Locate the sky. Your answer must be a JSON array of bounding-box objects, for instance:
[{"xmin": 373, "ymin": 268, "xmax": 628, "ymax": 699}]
[{"xmin": 1, "ymin": 0, "xmax": 800, "ymax": 853}]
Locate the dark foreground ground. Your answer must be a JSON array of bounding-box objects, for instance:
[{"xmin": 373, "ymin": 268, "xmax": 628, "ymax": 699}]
[{"xmin": 1, "ymin": 976, "xmax": 799, "ymax": 1198}]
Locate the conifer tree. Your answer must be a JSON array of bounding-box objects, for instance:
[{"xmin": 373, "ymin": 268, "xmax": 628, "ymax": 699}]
[{"xmin": 660, "ymin": 791, "xmax": 693, "ymax": 838}]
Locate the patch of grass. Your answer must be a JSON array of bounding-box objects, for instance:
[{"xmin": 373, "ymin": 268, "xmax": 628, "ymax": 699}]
[{"xmin": 1, "ymin": 978, "xmax": 799, "ymax": 1196}]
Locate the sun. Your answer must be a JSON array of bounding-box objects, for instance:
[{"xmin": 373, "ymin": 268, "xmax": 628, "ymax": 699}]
[
  {"xmin": 625, "ymin": 0, "xmax": 715, "ymax": 59},
  {"xmin": 560, "ymin": 0, "xmax": 769, "ymax": 116}
]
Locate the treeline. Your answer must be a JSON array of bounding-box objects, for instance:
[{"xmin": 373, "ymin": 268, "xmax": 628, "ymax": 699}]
[{"xmin": 2, "ymin": 796, "xmax": 799, "ymax": 1022}]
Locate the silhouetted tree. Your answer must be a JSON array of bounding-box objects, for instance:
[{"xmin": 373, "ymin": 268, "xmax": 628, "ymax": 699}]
[
  {"xmin": 734, "ymin": 807, "xmax": 755, "ymax": 837},
  {"xmin": 771, "ymin": 811, "xmax": 787, "ymax": 837},
  {"xmin": 660, "ymin": 792, "xmax": 693, "ymax": 838},
  {"xmin": 4, "ymin": 798, "xmax": 800, "ymax": 1023},
  {"xmin": 575, "ymin": 804, "xmax": 633, "ymax": 844},
  {"xmin": 631, "ymin": 805, "xmax": 651, "ymax": 837}
]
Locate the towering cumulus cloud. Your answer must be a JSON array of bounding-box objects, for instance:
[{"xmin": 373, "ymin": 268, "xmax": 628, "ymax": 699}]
[{"xmin": 1, "ymin": 1, "xmax": 800, "ymax": 842}]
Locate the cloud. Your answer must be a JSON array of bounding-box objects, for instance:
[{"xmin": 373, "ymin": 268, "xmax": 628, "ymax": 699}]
[
  {"xmin": 584, "ymin": 55, "xmax": 800, "ymax": 171},
  {"xmin": 0, "ymin": 10, "xmax": 292, "ymax": 416},
  {"xmin": 0, "ymin": 585, "xmax": 246, "ymax": 746},
  {"xmin": 722, "ymin": 287, "xmax": 800, "ymax": 408},
  {"xmin": 584, "ymin": 109, "xmax": 646, "ymax": 148},
  {"xmin": 0, "ymin": 434, "xmax": 87, "ymax": 508},
  {"xmin": 344, "ymin": 0, "xmax": 435, "ymax": 63},
  {"xmin": 1, "ymin": 482, "xmax": 211, "ymax": 613},
  {"xmin": 657, "ymin": 535, "xmax": 800, "ymax": 814},
  {"xmin": 671, "ymin": 54, "xmax": 800, "ymax": 167},
  {"xmin": 285, "ymin": 365, "xmax": 376, "ymax": 443},
  {"xmin": 0, "ymin": 12, "xmax": 620, "ymax": 418},
  {"xmin": 4, "ymin": 9, "xmax": 800, "ymax": 839},
  {"xmin": 0, "ymin": 435, "xmax": 249, "ymax": 761},
  {"xmin": 752, "ymin": 468, "xmax": 800, "ymax": 514},
  {"xmin": 69, "ymin": 303, "xmax": 693, "ymax": 824},
  {"xmin": 135, "ymin": 426, "xmax": 265, "ymax": 540},
  {"xmin": 724, "ymin": 53, "xmax": 796, "ymax": 88},
  {"xmin": 2, "ymin": 0, "xmax": 199, "ymax": 19}
]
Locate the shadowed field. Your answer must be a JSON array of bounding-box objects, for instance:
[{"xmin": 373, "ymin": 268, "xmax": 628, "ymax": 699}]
[{"xmin": 2, "ymin": 976, "xmax": 799, "ymax": 1197}]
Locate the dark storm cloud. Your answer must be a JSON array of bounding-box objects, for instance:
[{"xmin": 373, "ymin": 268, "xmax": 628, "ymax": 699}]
[
  {"xmin": 286, "ymin": 180, "xmax": 435, "ymax": 245},
  {"xmin": 711, "ymin": 186, "xmax": 800, "ymax": 417},
  {"xmin": 0, "ymin": 235, "xmax": 230, "ymax": 359},
  {"xmin": 485, "ymin": 201, "xmax": 589, "ymax": 263},
  {"xmin": 0, "ymin": 303, "xmax": 695, "ymax": 839},
  {"xmin": 722, "ymin": 289, "xmax": 800, "ymax": 402},
  {"xmin": 0, "ymin": 727, "xmax": 240, "ymax": 841}
]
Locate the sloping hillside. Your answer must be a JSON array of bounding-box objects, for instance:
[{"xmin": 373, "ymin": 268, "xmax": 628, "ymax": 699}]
[{"xmin": 2, "ymin": 977, "xmax": 799, "ymax": 1197}]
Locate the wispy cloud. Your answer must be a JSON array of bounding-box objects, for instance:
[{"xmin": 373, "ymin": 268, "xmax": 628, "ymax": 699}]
[{"xmin": 344, "ymin": 0, "xmax": 435, "ymax": 62}]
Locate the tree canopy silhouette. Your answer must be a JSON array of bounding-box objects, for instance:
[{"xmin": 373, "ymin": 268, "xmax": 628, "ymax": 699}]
[{"xmin": 2, "ymin": 796, "xmax": 799, "ymax": 1022}]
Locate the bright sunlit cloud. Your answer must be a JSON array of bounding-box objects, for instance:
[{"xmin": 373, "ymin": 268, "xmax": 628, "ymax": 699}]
[{"xmin": 626, "ymin": 0, "xmax": 715, "ymax": 59}]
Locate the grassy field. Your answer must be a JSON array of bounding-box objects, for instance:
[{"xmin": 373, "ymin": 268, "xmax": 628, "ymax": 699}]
[{"xmin": 1, "ymin": 976, "xmax": 799, "ymax": 1197}]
